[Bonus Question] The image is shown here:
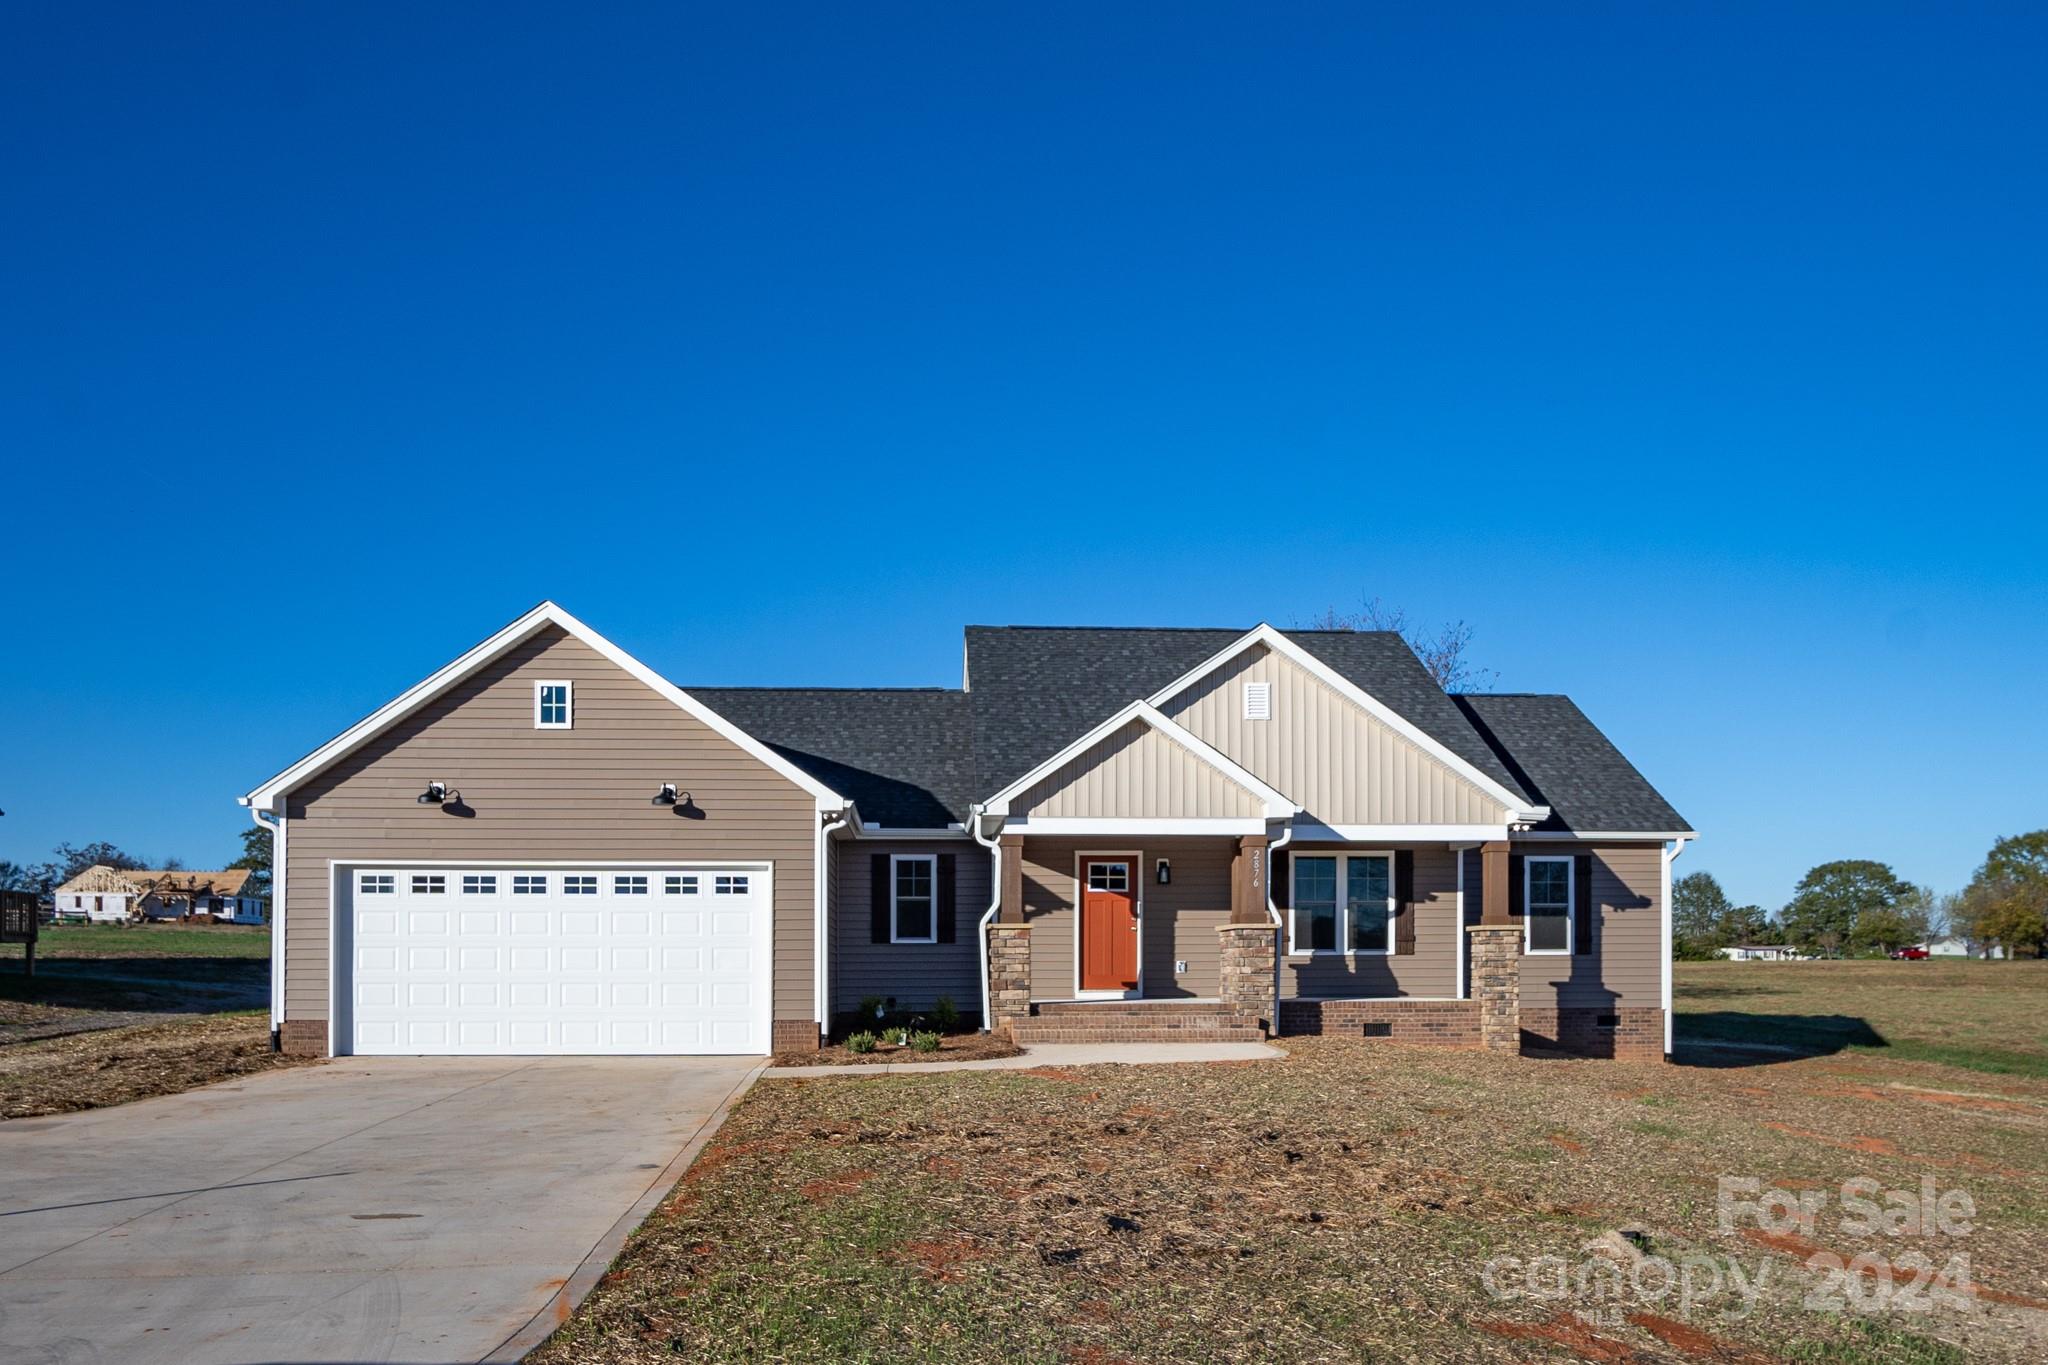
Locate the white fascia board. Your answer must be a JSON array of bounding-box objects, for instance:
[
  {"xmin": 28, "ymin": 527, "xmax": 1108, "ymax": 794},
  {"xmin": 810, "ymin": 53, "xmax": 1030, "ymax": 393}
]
[
  {"xmin": 1516, "ymin": 830, "xmax": 1696, "ymax": 842},
  {"xmin": 982, "ymin": 699, "xmax": 1296, "ymax": 818},
  {"xmin": 1291, "ymin": 821, "xmax": 1511, "ymax": 843},
  {"xmin": 1006, "ymin": 817, "xmax": 1270, "ymax": 835},
  {"xmin": 1141, "ymin": 623, "xmax": 1546, "ymax": 822},
  {"xmin": 240, "ymin": 601, "xmax": 848, "ymax": 811},
  {"xmin": 849, "ymin": 826, "xmax": 974, "ymax": 840}
]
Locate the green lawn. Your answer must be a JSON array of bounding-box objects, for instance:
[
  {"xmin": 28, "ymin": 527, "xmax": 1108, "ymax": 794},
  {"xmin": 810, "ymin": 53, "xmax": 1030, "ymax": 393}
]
[
  {"xmin": 9, "ymin": 922, "xmax": 271, "ymax": 959},
  {"xmin": 1675, "ymin": 959, "xmax": 2048, "ymax": 1077}
]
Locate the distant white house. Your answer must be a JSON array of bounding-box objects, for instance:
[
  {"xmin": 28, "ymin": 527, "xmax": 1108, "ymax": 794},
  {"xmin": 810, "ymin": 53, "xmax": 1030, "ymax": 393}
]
[
  {"xmin": 1719, "ymin": 943, "xmax": 1802, "ymax": 961},
  {"xmin": 1922, "ymin": 934, "xmax": 2005, "ymax": 960},
  {"xmin": 52, "ymin": 865, "xmax": 264, "ymax": 924}
]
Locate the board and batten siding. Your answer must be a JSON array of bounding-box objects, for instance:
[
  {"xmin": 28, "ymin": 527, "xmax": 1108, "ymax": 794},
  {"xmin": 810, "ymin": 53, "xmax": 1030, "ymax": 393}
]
[
  {"xmin": 1459, "ymin": 842, "xmax": 1665, "ymax": 1007},
  {"xmin": 1160, "ymin": 644, "xmax": 1505, "ymax": 826},
  {"xmin": 1018, "ymin": 836, "xmax": 1235, "ymax": 999},
  {"xmin": 1011, "ymin": 720, "xmax": 1261, "ymax": 820},
  {"xmin": 1278, "ymin": 843, "xmax": 1461, "ymax": 999},
  {"xmin": 279, "ymin": 625, "xmax": 818, "ymax": 1027},
  {"xmin": 832, "ymin": 840, "xmax": 990, "ymax": 1016}
]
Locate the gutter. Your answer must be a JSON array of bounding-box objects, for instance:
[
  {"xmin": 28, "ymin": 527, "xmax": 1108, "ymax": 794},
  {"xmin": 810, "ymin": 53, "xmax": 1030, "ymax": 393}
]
[
  {"xmin": 815, "ymin": 807, "xmax": 853, "ymax": 1032},
  {"xmin": 967, "ymin": 804, "xmax": 1003, "ymax": 1033}
]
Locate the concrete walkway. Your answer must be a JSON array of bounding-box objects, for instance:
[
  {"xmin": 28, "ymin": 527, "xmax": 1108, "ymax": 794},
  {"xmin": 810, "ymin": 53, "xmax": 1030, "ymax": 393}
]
[
  {"xmin": 0, "ymin": 1055, "xmax": 761, "ymax": 1365},
  {"xmin": 766, "ymin": 1039, "xmax": 1284, "ymax": 1077}
]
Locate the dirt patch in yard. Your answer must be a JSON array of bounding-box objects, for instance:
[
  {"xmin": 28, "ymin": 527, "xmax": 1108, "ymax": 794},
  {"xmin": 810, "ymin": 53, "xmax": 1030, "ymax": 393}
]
[
  {"xmin": 0, "ymin": 1013, "xmax": 315, "ymax": 1120},
  {"xmin": 773, "ymin": 1032, "xmax": 1022, "ymax": 1067}
]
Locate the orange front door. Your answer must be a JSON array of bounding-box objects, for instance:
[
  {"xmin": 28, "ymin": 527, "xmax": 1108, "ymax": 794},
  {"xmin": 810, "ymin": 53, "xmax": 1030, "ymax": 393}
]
[{"xmin": 1079, "ymin": 858, "xmax": 1139, "ymax": 991}]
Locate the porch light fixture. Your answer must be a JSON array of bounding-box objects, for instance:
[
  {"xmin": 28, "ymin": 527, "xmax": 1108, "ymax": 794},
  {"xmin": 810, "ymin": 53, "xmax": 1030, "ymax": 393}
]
[
  {"xmin": 651, "ymin": 783, "xmax": 679, "ymax": 806},
  {"xmin": 1156, "ymin": 858, "xmax": 1171, "ymax": 885},
  {"xmin": 416, "ymin": 781, "xmax": 452, "ymax": 806}
]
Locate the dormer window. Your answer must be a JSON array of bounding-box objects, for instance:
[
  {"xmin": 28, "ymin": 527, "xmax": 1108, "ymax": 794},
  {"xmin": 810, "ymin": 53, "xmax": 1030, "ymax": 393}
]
[
  {"xmin": 535, "ymin": 681, "xmax": 572, "ymax": 729},
  {"xmin": 1242, "ymin": 681, "xmax": 1271, "ymax": 721}
]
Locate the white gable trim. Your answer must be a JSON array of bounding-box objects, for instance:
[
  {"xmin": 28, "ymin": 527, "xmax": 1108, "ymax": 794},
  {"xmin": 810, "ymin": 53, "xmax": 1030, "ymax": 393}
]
[
  {"xmin": 984, "ymin": 700, "xmax": 1298, "ymax": 819},
  {"xmin": 239, "ymin": 601, "xmax": 848, "ymax": 810},
  {"xmin": 1143, "ymin": 624, "xmax": 1548, "ymax": 822}
]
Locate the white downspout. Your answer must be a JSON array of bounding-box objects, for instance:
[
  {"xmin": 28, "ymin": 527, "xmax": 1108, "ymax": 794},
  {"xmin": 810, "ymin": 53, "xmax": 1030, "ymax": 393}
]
[
  {"xmin": 245, "ymin": 802, "xmax": 284, "ymax": 1038},
  {"xmin": 1264, "ymin": 820, "xmax": 1294, "ymax": 926},
  {"xmin": 1451, "ymin": 844, "xmax": 1478, "ymax": 999},
  {"xmin": 969, "ymin": 804, "xmax": 1003, "ymax": 1033},
  {"xmin": 815, "ymin": 807, "xmax": 852, "ymax": 1034},
  {"xmin": 1661, "ymin": 835, "xmax": 1692, "ymax": 1056}
]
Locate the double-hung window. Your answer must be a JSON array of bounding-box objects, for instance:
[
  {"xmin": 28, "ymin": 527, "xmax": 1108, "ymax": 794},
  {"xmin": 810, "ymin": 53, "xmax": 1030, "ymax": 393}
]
[
  {"xmin": 1291, "ymin": 853, "xmax": 1394, "ymax": 954},
  {"xmin": 1524, "ymin": 857, "xmax": 1573, "ymax": 954},
  {"xmin": 534, "ymin": 680, "xmax": 572, "ymax": 729},
  {"xmin": 890, "ymin": 854, "xmax": 936, "ymax": 943}
]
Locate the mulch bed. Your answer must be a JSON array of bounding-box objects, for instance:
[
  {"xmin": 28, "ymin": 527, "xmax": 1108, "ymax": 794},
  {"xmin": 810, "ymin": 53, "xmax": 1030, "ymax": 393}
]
[
  {"xmin": 774, "ymin": 1032, "xmax": 1023, "ymax": 1068},
  {"xmin": 0, "ymin": 1013, "xmax": 318, "ymax": 1120}
]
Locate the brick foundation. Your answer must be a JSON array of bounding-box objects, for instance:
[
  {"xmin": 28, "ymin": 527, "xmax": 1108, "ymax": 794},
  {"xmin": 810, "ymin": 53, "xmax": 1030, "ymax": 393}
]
[
  {"xmin": 1467, "ymin": 925, "xmax": 1522, "ymax": 1055},
  {"xmin": 771, "ymin": 1018, "xmax": 822, "ymax": 1053},
  {"xmin": 1520, "ymin": 1006, "xmax": 1666, "ymax": 1062},
  {"xmin": 1216, "ymin": 924, "xmax": 1278, "ymax": 1034},
  {"xmin": 278, "ymin": 1018, "xmax": 326, "ymax": 1056},
  {"xmin": 987, "ymin": 924, "xmax": 1032, "ymax": 1038},
  {"xmin": 1278, "ymin": 998, "xmax": 1479, "ymax": 1044}
]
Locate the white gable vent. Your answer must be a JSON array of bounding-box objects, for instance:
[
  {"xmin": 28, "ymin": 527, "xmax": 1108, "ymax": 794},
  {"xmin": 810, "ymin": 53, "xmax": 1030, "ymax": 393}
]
[{"xmin": 1242, "ymin": 681, "xmax": 1271, "ymax": 721}]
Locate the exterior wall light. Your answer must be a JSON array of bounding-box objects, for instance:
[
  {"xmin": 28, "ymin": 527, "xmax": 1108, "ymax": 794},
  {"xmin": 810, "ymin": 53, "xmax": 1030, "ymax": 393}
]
[
  {"xmin": 416, "ymin": 782, "xmax": 451, "ymax": 806},
  {"xmin": 651, "ymin": 783, "xmax": 679, "ymax": 806},
  {"xmin": 1157, "ymin": 859, "xmax": 1171, "ymax": 885}
]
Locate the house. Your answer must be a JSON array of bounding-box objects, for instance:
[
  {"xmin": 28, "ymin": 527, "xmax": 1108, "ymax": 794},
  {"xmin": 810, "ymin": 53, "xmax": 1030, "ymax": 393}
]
[
  {"xmin": 1719, "ymin": 943, "xmax": 1800, "ymax": 961},
  {"xmin": 239, "ymin": 602, "xmax": 1694, "ymax": 1062},
  {"xmin": 1923, "ymin": 934, "xmax": 2005, "ymax": 960},
  {"xmin": 52, "ymin": 865, "xmax": 264, "ymax": 924}
]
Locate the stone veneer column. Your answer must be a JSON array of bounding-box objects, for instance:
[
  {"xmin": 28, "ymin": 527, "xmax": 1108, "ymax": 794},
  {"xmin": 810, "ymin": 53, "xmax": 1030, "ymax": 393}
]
[
  {"xmin": 1216, "ymin": 923, "xmax": 1278, "ymax": 1034},
  {"xmin": 987, "ymin": 923, "xmax": 1032, "ymax": 1037},
  {"xmin": 1466, "ymin": 924, "xmax": 1522, "ymax": 1054}
]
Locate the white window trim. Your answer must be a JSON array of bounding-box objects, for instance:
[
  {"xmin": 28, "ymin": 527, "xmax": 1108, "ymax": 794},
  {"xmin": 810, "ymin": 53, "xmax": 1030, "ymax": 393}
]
[
  {"xmin": 889, "ymin": 853, "xmax": 938, "ymax": 944},
  {"xmin": 534, "ymin": 679, "xmax": 573, "ymax": 729},
  {"xmin": 1524, "ymin": 855, "xmax": 1574, "ymax": 955},
  {"xmin": 1287, "ymin": 851, "xmax": 1396, "ymax": 957}
]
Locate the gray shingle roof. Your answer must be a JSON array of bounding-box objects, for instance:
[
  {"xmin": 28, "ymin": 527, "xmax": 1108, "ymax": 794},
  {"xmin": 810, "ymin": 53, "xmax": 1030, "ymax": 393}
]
[
  {"xmin": 682, "ymin": 629, "xmax": 1683, "ymax": 835},
  {"xmin": 1452, "ymin": 694, "xmax": 1692, "ymax": 834},
  {"xmin": 684, "ymin": 689, "xmax": 975, "ymax": 829}
]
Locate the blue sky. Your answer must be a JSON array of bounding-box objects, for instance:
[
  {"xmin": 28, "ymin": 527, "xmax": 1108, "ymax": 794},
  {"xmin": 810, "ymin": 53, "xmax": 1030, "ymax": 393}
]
[{"xmin": 4, "ymin": 3, "xmax": 2043, "ymax": 910}]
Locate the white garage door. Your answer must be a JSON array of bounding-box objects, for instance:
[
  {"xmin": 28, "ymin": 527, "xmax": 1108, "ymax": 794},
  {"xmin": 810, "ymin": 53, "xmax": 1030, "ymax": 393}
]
[{"xmin": 342, "ymin": 864, "xmax": 771, "ymax": 1056}]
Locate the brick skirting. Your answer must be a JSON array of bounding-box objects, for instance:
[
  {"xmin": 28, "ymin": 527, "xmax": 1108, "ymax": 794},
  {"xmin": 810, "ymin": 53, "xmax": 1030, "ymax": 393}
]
[
  {"xmin": 771, "ymin": 1018, "xmax": 822, "ymax": 1053},
  {"xmin": 1278, "ymin": 999, "xmax": 1666, "ymax": 1062},
  {"xmin": 278, "ymin": 1019, "xmax": 326, "ymax": 1056},
  {"xmin": 1519, "ymin": 1006, "xmax": 1666, "ymax": 1062},
  {"xmin": 1279, "ymin": 998, "xmax": 1479, "ymax": 1045}
]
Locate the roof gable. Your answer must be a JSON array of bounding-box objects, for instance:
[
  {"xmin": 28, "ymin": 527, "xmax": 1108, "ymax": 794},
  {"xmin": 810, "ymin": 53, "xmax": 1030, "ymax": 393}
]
[
  {"xmin": 240, "ymin": 602, "xmax": 847, "ymax": 811},
  {"xmin": 984, "ymin": 700, "xmax": 1295, "ymax": 819}
]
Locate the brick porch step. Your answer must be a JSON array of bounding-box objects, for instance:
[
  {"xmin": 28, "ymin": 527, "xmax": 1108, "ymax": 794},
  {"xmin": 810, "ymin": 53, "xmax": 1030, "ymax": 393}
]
[
  {"xmin": 1010, "ymin": 1001, "xmax": 1266, "ymax": 1044},
  {"xmin": 1034, "ymin": 1000, "xmax": 1239, "ymax": 1017}
]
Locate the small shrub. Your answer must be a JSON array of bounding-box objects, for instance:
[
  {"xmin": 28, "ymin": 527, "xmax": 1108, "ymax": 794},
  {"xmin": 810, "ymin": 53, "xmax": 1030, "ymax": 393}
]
[
  {"xmin": 857, "ymin": 996, "xmax": 886, "ymax": 1023},
  {"xmin": 845, "ymin": 1031, "xmax": 878, "ymax": 1054},
  {"xmin": 910, "ymin": 1030, "xmax": 942, "ymax": 1053},
  {"xmin": 930, "ymin": 996, "xmax": 961, "ymax": 1032}
]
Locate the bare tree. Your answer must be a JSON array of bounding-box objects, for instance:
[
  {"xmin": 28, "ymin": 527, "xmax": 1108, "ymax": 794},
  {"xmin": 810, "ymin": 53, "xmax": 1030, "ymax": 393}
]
[{"xmin": 1302, "ymin": 597, "xmax": 1498, "ymax": 693}]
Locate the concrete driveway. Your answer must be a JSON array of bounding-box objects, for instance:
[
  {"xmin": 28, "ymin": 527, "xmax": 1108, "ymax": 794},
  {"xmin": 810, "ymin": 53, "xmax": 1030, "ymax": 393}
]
[{"xmin": 0, "ymin": 1055, "xmax": 762, "ymax": 1364}]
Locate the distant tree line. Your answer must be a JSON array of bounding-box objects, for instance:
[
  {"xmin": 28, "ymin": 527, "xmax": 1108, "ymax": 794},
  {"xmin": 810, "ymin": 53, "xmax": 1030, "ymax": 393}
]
[
  {"xmin": 1675, "ymin": 829, "xmax": 2048, "ymax": 960},
  {"xmin": 0, "ymin": 826, "xmax": 271, "ymax": 902}
]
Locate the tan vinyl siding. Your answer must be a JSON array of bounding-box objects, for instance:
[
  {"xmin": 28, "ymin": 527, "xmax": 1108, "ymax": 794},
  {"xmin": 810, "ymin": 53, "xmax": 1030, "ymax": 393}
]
[
  {"xmin": 1460, "ymin": 842, "xmax": 1664, "ymax": 1006},
  {"xmin": 1018, "ymin": 837, "xmax": 1235, "ymax": 999},
  {"xmin": 1161, "ymin": 644, "xmax": 1505, "ymax": 825},
  {"xmin": 1279, "ymin": 844, "xmax": 1460, "ymax": 999},
  {"xmin": 1012, "ymin": 720, "xmax": 1261, "ymax": 819},
  {"xmin": 280, "ymin": 625, "xmax": 816, "ymax": 1025},
  {"xmin": 832, "ymin": 840, "xmax": 990, "ymax": 1016}
]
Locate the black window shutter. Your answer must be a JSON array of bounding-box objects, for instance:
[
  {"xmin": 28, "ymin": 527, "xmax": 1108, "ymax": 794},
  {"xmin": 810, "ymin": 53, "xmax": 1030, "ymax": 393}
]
[
  {"xmin": 936, "ymin": 854, "xmax": 957, "ymax": 943},
  {"xmin": 1271, "ymin": 851, "xmax": 1290, "ymax": 910},
  {"xmin": 1394, "ymin": 850, "xmax": 1416, "ymax": 955},
  {"xmin": 870, "ymin": 854, "xmax": 891, "ymax": 943},
  {"xmin": 1574, "ymin": 854, "xmax": 1594, "ymax": 955},
  {"xmin": 1508, "ymin": 854, "xmax": 1525, "ymax": 917}
]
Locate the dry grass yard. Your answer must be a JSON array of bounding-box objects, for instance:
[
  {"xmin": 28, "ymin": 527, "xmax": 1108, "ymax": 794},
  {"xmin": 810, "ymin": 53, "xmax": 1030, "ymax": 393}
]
[{"xmin": 540, "ymin": 961, "xmax": 2048, "ymax": 1364}]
